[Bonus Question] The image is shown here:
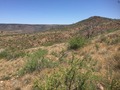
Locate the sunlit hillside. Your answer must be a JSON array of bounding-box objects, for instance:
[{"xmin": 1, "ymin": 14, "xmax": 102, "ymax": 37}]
[{"xmin": 0, "ymin": 16, "xmax": 120, "ymax": 90}]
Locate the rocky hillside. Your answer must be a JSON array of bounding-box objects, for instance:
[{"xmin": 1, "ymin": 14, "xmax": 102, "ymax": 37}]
[{"xmin": 62, "ymin": 16, "xmax": 120, "ymax": 38}]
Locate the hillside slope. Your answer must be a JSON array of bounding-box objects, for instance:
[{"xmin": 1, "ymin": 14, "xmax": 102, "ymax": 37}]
[
  {"xmin": 0, "ymin": 16, "xmax": 120, "ymax": 50},
  {"xmin": 0, "ymin": 16, "xmax": 120, "ymax": 90},
  {"xmin": 67, "ymin": 16, "xmax": 120, "ymax": 37},
  {"xmin": 0, "ymin": 16, "xmax": 120, "ymax": 35},
  {"xmin": 0, "ymin": 29, "xmax": 120, "ymax": 90}
]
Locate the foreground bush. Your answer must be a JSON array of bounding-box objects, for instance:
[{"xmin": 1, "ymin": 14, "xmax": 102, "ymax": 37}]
[
  {"xmin": 18, "ymin": 49, "xmax": 58, "ymax": 76},
  {"xmin": 68, "ymin": 36, "xmax": 87, "ymax": 50},
  {"xmin": 33, "ymin": 53, "xmax": 120, "ymax": 90},
  {"xmin": 33, "ymin": 55, "xmax": 100, "ymax": 90}
]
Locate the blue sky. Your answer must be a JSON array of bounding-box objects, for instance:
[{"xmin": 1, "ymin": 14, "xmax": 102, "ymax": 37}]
[{"xmin": 0, "ymin": 0, "xmax": 120, "ymax": 24}]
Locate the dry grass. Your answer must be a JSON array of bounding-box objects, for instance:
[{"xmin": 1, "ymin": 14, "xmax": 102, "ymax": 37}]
[{"xmin": 0, "ymin": 30, "xmax": 120, "ymax": 90}]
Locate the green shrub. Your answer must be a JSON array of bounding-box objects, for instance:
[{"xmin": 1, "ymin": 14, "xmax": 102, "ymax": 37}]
[
  {"xmin": 30, "ymin": 49, "xmax": 48, "ymax": 59},
  {"xmin": 0, "ymin": 50, "xmax": 8, "ymax": 59},
  {"xmin": 18, "ymin": 49, "xmax": 58, "ymax": 76},
  {"xmin": 33, "ymin": 55, "xmax": 99, "ymax": 90},
  {"xmin": 33, "ymin": 53, "xmax": 120, "ymax": 90},
  {"xmin": 68, "ymin": 36, "xmax": 86, "ymax": 50},
  {"xmin": 0, "ymin": 49, "xmax": 26, "ymax": 60},
  {"xmin": 8, "ymin": 51, "xmax": 26, "ymax": 60}
]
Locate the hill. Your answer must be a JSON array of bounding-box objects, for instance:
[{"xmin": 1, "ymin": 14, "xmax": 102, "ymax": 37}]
[
  {"xmin": 0, "ymin": 16, "xmax": 120, "ymax": 90},
  {"xmin": 0, "ymin": 16, "xmax": 120, "ymax": 35},
  {"xmin": 61, "ymin": 16, "xmax": 120, "ymax": 37}
]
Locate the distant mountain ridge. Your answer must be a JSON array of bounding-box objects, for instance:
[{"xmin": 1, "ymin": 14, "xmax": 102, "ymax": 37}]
[
  {"xmin": 0, "ymin": 16, "xmax": 120, "ymax": 34},
  {"xmin": 0, "ymin": 24, "xmax": 64, "ymax": 33}
]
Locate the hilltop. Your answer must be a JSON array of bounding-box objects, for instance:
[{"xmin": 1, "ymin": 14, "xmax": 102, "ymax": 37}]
[{"xmin": 59, "ymin": 16, "xmax": 120, "ymax": 37}]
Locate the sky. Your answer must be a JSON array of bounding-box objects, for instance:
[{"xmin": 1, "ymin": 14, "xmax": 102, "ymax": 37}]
[{"xmin": 0, "ymin": 0, "xmax": 120, "ymax": 24}]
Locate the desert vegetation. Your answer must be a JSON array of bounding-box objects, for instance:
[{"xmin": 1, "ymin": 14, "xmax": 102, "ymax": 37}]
[
  {"xmin": 68, "ymin": 36, "xmax": 87, "ymax": 50},
  {"xmin": 0, "ymin": 17, "xmax": 120, "ymax": 90}
]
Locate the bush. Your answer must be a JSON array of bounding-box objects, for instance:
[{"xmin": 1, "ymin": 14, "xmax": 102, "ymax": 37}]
[
  {"xmin": 18, "ymin": 49, "xmax": 58, "ymax": 76},
  {"xmin": 68, "ymin": 36, "xmax": 86, "ymax": 50},
  {"xmin": 32, "ymin": 52, "xmax": 120, "ymax": 90},
  {"xmin": 0, "ymin": 50, "xmax": 8, "ymax": 59},
  {"xmin": 33, "ymin": 55, "xmax": 99, "ymax": 90},
  {"xmin": 0, "ymin": 49, "xmax": 26, "ymax": 60}
]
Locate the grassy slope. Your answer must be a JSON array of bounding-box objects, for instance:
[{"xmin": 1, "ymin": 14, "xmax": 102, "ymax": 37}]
[
  {"xmin": 0, "ymin": 30, "xmax": 119, "ymax": 90},
  {"xmin": 0, "ymin": 16, "xmax": 120, "ymax": 90}
]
